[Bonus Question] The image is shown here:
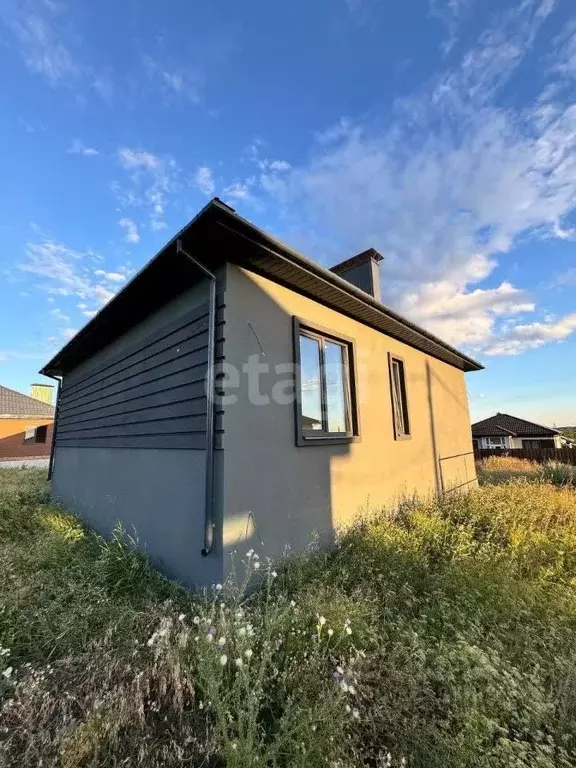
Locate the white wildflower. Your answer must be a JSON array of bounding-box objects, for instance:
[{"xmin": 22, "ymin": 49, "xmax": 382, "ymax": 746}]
[
  {"xmin": 345, "ymin": 704, "xmax": 351, "ymax": 713},
  {"xmin": 345, "ymin": 626, "xmax": 352, "ymax": 635},
  {"xmin": 238, "ymin": 627, "xmax": 247, "ymax": 637},
  {"xmin": 219, "ymin": 655, "xmax": 228, "ymax": 666},
  {"xmin": 271, "ymin": 570, "xmax": 278, "ymax": 578},
  {"xmin": 318, "ymin": 615, "xmax": 327, "ymax": 626},
  {"xmin": 348, "ymin": 685, "xmax": 356, "ymax": 695},
  {"xmin": 231, "ymin": 742, "xmax": 238, "ymax": 750},
  {"xmin": 235, "ymin": 657, "xmax": 243, "ymax": 667},
  {"xmin": 206, "ymin": 633, "xmax": 214, "ymax": 643},
  {"xmin": 328, "ymin": 628, "xmax": 334, "ymax": 637},
  {"xmin": 2, "ymin": 667, "xmax": 13, "ymax": 679},
  {"xmin": 215, "ymin": 583, "xmax": 223, "ymax": 591},
  {"xmin": 253, "ymin": 561, "xmax": 261, "ymax": 570},
  {"xmin": 244, "ymin": 648, "xmax": 253, "ymax": 659},
  {"xmin": 193, "ymin": 616, "xmax": 200, "ymax": 625},
  {"xmin": 218, "ymin": 637, "xmax": 226, "ymax": 647},
  {"xmin": 290, "ymin": 600, "xmax": 296, "ymax": 607},
  {"xmin": 352, "ymin": 708, "xmax": 360, "ymax": 719},
  {"xmin": 178, "ymin": 613, "xmax": 186, "ymax": 622}
]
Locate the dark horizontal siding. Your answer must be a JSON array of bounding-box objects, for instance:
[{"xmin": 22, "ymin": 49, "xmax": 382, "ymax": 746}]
[{"xmin": 55, "ymin": 298, "xmax": 225, "ymax": 451}]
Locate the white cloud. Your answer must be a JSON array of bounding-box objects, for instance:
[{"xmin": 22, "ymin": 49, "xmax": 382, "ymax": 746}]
[
  {"xmin": 117, "ymin": 148, "xmax": 159, "ymax": 171},
  {"xmin": 62, "ymin": 327, "xmax": 77, "ymax": 340},
  {"xmin": 483, "ymin": 314, "xmax": 576, "ymax": 356},
  {"xmin": 429, "ymin": 0, "xmax": 472, "ymax": 54},
  {"xmin": 118, "ymin": 217, "xmax": 140, "ymax": 244},
  {"xmin": 114, "ymin": 147, "xmax": 179, "ymax": 231},
  {"xmin": 68, "ymin": 139, "xmax": 99, "ymax": 157},
  {"xmin": 194, "ymin": 166, "xmax": 215, "ymax": 196},
  {"xmin": 94, "ymin": 269, "xmax": 127, "ymax": 283},
  {"xmin": 254, "ymin": 0, "xmax": 575, "ymax": 357},
  {"xmin": 144, "ymin": 56, "xmax": 204, "ymax": 103},
  {"xmin": 399, "ymin": 281, "xmax": 535, "ymax": 346},
  {"xmin": 19, "ymin": 239, "xmax": 120, "ymax": 308},
  {"xmin": 0, "ymin": 0, "xmax": 109, "ymax": 95},
  {"xmin": 2, "ymin": 2, "xmax": 79, "ymax": 85},
  {"xmin": 268, "ymin": 160, "xmax": 291, "ymax": 172},
  {"xmin": 223, "ymin": 181, "xmax": 250, "ymax": 200}
]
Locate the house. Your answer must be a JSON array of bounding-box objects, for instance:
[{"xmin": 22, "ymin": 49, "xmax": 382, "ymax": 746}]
[
  {"xmin": 0, "ymin": 384, "xmax": 55, "ymax": 460},
  {"xmin": 472, "ymin": 413, "xmax": 564, "ymax": 450},
  {"xmin": 41, "ymin": 199, "xmax": 483, "ymax": 587}
]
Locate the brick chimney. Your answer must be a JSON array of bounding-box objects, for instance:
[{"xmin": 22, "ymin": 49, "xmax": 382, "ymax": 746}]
[
  {"xmin": 30, "ymin": 383, "xmax": 54, "ymax": 405},
  {"xmin": 330, "ymin": 248, "xmax": 383, "ymax": 301}
]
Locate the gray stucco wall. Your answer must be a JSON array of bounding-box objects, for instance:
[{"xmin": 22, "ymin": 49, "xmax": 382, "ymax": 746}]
[
  {"xmin": 52, "ymin": 447, "xmax": 223, "ymax": 586},
  {"xmin": 51, "ymin": 280, "xmax": 225, "ymax": 587},
  {"xmin": 220, "ymin": 264, "xmax": 476, "ymax": 578}
]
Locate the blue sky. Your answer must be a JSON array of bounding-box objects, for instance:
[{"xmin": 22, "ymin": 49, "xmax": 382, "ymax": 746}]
[{"xmin": 0, "ymin": 0, "xmax": 575, "ymax": 425}]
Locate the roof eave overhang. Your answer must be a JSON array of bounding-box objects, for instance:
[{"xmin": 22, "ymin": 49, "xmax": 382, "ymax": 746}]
[{"xmin": 41, "ymin": 199, "xmax": 484, "ymax": 377}]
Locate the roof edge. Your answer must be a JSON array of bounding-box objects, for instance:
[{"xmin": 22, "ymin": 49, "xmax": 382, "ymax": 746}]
[{"xmin": 211, "ymin": 201, "xmax": 483, "ymax": 372}]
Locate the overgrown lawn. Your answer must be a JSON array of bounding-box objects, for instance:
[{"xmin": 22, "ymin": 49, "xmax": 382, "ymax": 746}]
[{"xmin": 2, "ymin": 469, "xmax": 576, "ymax": 767}]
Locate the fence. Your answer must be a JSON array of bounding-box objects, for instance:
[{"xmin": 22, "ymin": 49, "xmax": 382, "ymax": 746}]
[{"xmin": 474, "ymin": 447, "xmax": 576, "ymax": 466}]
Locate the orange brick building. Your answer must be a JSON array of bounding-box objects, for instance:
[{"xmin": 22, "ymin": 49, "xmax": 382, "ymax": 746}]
[{"xmin": 0, "ymin": 384, "xmax": 55, "ymax": 460}]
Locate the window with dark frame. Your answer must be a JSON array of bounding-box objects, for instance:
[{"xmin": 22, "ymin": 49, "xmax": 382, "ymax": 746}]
[
  {"xmin": 294, "ymin": 321, "xmax": 357, "ymax": 445},
  {"xmin": 388, "ymin": 354, "xmax": 410, "ymax": 440}
]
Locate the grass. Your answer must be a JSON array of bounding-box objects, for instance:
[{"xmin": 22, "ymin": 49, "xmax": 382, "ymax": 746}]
[
  {"xmin": 2, "ymin": 468, "xmax": 576, "ymax": 766},
  {"xmin": 477, "ymin": 455, "xmax": 576, "ymax": 486}
]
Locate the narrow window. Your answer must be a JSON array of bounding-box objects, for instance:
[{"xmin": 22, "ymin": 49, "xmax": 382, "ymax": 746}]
[
  {"xmin": 295, "ymin": 320, "xmax": 357, "ymax": 445},
  {"xmin": 389, "ymin": 354, "xmax": 410, "ymax": 440}
]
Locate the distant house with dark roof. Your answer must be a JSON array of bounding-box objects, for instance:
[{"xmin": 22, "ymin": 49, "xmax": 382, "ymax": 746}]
[
  {"xmin": 0, "ymin": 384, "xmax": 55, "ymax": 460},
  {"xmin": 472, "ymin": 412, "xmax": 563, "ymax": 451}
]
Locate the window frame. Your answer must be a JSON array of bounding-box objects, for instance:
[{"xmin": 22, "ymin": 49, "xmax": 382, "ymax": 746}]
[
  {"xmin": 293, "ymin": 317, "xmax": 360, "ymax": 447},
  {"xmin": 388, "ymin": 353, "xmax": 411, "ymax": 441},
  {"xmin": 485, "ymin": 436, "xmax": 507, "ymax": 449}
]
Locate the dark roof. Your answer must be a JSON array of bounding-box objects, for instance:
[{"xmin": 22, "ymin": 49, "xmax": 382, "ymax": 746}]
[
  {"xmin": 0, "ymin": 385, "xmax": 55, "ymax": 419},
  {"xmin": 472, "ymin": 413, "xmax": 558, "ymax": 438},
  {"xmin": 40, "ymin": 199, "xmax": 484, "ymax": 377}
]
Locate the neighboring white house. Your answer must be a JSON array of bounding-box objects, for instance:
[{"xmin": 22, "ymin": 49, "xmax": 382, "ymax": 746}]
[{"xmin": 472, "ymin": 413, "xmax": 564, "ymax": 450}]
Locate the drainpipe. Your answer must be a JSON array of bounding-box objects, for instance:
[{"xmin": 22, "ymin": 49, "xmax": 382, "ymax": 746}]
[
  {"xmin": 45, "ymin": 374, "xmax": 62, "ymax": 481},
  {"xmin": 176, "ymin": 240, "xmax": 217, "ymax": 557}
]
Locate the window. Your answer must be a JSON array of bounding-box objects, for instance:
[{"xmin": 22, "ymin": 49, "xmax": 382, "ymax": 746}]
[
  {"xmin": 23, "ymin": 425, "xmax": 48, "ymax": 444},
  {"xmin": 388, "ymin": 354, "xmax": 410, "ymax": 440},
  {"xmin": 294, "ymin": 319, "xmax": 358, "ymax": 446},
  {"xmin": 35, "ymin": 425, "xmax": 48, "ymax": 443},
  {"xmin": 485, "ymin": 436, "xmax": 506, "ymax": 448}
]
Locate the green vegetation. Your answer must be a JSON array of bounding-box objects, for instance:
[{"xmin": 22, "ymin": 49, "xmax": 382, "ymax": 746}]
[
  {"xmin": 2, "ymin": 468, "xmax": 576, "ymax": 767},
  {"xmin": 477, "ymin": 455, "xmax": 576, "ymax": 486}
]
